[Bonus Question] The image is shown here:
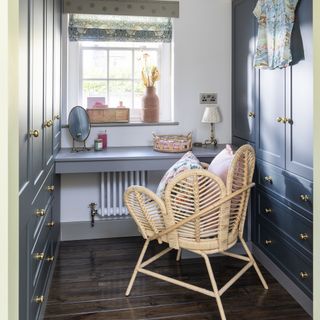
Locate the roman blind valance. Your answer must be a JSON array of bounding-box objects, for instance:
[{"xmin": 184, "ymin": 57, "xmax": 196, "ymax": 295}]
[
  {"xmin": 64, "ymin": 0, "xmax": 179, "ymax": 18},
  {"xmin": 69, "ymin": 14, "xmax": 172, "ymax": 42}
]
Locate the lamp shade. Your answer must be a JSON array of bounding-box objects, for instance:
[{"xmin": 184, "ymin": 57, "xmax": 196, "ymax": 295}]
[{"xmin": 201, "ymin": 105, "xmax": 221, "ymax": 124}]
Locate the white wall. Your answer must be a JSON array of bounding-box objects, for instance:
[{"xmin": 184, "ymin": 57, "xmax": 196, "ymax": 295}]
[{"xmin": 61, "ymin": 0, "xmax": 232, "ymax": 223}]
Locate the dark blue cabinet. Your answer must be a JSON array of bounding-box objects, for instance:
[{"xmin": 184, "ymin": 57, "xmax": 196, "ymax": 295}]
[
  {"xmin": 232, "ymin": 0, "xmax": 256, "ymax": 143},
  {"xmin": 19, "ymin": 0, "xmax": 61, "ymax": 319},
  {"xmin": 232, "ymin": 0, "xmax": 313, "ymax": 311}
]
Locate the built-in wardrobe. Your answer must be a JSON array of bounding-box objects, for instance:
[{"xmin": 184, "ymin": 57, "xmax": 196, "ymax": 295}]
[
  {"xmin": 232, "ymin": 0, "xmax": 313, "ymax": 314},
  {"xmin": 19, "ymin": 0, "xmax": 62, "ymax": 318}
]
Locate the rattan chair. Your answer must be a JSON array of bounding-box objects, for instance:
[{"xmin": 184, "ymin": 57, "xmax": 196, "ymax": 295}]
[{"xmin": 124, "ymin": 145, "xmax": 268, "ymax": 320}]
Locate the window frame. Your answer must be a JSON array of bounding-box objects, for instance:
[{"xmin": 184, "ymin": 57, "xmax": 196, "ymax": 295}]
[{"xmin": 79, "ymin": 45, "xmax": 162, "ymax": 113}]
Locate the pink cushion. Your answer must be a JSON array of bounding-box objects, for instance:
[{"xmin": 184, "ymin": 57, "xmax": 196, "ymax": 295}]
[
  {"xmin": 208, "ymin": 145, "xmax": 234, "ymax": 184},
  {"xmin": 156, "ymin": 151, "xmax": 203, "ymax": 198}
]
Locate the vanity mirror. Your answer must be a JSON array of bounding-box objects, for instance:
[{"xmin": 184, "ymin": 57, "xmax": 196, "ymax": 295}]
[{"xmin": 68, "ymin": 106, "xmax": 91, "ymax": 152}]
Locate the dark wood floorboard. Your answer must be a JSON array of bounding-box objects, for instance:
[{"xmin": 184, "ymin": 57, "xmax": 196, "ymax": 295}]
[{"xmin": 44, "ymin": 237, "xmax": 311, "ymax": 320}]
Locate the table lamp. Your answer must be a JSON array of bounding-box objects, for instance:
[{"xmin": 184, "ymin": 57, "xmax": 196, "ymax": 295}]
[{"xmin": 201, "ymin": 105, "xmax": 221, "ymax": 145}]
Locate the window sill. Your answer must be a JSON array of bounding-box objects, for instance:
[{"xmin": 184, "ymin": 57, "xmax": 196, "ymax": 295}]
[{"xmin": 62, "ymin": 121, "xmax": 179, "ymax": 128}]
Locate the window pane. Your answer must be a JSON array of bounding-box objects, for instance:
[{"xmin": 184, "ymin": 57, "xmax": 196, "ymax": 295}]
[
  {"xmin": 133, "ymin": 80, "xmax": 145, "ymax": 109},
  {"xmin": 134, "ymin": 50, "xmax": 159, "ymax": 79},
  {"xmin": 109, "ymin": 50, "xmax": 132, "ymax": 79},
  {"xmin": 82, "ymin": 50, "xmax": 108, "ymax": 79},
  {"xmin": 82, "ymin": 80, "xmax": 107, "ymax": 108},
  {"xmin": 109, "ymin": 80, "xmax": 132, "ymax": 108}
]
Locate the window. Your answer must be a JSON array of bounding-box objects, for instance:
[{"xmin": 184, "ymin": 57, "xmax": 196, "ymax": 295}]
[{"xmin": 66, "ymin": 14, "xmax": 173, "ymax": 123}]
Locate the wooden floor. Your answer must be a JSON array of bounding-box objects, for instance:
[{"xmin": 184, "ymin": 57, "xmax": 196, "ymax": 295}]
[{"xmin": 44, "ymin": 237, "xmax": 311, "ymax": 320}]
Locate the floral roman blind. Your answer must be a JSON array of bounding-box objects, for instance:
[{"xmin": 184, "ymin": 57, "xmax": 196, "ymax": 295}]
[{"xmin": 69, "ymin": 14, "xmax": 172, "ymax": 42}]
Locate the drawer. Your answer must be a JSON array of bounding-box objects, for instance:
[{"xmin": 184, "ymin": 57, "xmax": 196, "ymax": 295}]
[
  {"xmin": 257, "ymin": 161, "xmax": 313, "ymax": 216},
  {"xmin": 257, "ymin": 191, "xmax": 312, "ymax": 254},
  {"xmin": 29, "ymin": 251, "xmax": 51, "ymax": 320},
  {"xmin": 29, "ymin": 169, "xmax": 55, "ymax": 244},
  {"xmin": 257, "ymin": 223, "xmax": 312, "ymax": 297},
  {"xmin": 29, "ymin": 206, "xmax": 54, "ymax": 290}
]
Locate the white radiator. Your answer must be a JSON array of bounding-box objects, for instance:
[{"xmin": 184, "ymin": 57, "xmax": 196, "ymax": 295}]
[{"xmin": 98, "ymin": 171, "xmax": 147, "ymax": 217}]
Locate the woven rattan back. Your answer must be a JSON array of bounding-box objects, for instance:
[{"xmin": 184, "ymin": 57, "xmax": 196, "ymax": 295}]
[
  {"xmin": 124, "ymin": 186, "xmax": 167, "ymax": 239},
  {"xmin": 226, "ymin": 145, "xmax": 255, "ymax": 242},
  {"xmin": 164, "ymin": 170, "xmax": 228, "ymax": 251}
]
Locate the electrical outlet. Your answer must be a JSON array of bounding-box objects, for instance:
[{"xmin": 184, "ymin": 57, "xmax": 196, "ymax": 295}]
[{"xmin": 200, "ymin": 93, "xmax": 218, "ymax": 104}]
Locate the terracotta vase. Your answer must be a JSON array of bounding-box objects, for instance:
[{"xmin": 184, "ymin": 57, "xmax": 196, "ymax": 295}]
[{"xmin": 142, "ymin": 86, "xmax": 159, "ymax": 123}]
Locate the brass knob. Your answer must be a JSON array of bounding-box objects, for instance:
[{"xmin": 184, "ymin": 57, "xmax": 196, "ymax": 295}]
[
  {"xmin": 276, "ymin": 117, "xmax": 284, "ymax": 123},
  {"xmin": 29, "ymin": 129, "xmax": 39, "ymax": 138},
  {"xmin": 264, "ymin": 208, "xmax": 272, "ymax": 214},
  {"xmin": 248, "ymin": 112, "xmax": 256, "ymax": 118},
  {"xmin": 47, "ymin": 221, "xmax": 55, "ymax": 228},
  {"xmin": 54, "ymin": 114, "xmax": 60, "ymax": 120},
  {"xmin": 44, "ymin": 120, "xmax": 53, "ymax": 128},
  {"xmin": 33, "ymin": 252, "xmax": 45, "ymax": 261},
  {"xmin": 47, "ymin": 185, "xmax": 55, "ymax": 192},
  {"xmin": 264, "ymin": 176, "xmax": 273, "ymax": 184},
  {"xmin": 46, "ymin": 256, "xmax": 55, "ymax": 262},
  {"xmin": 284, "ymin": 118, "xmax": 293, "ymax": 124},
  {"xmin": 299, "ymin": 272, "xmax": 309, "ymax": 279},
  {"xmin": 300, "ymin": 194, "xmax": 310, "ymax": 202},
  {"xmin": 35, "ymin": 209, "xmax": 46, "ymax": 217},
  {"xmin": 299, "ymin": 233, "xmax": 309, "ymax": 241},
  {"xmin": 265, "ymin": 240, "xmax": 272, "ymax": 245},
  {"xmin": 34, "ymin": 295, "xmax": 44, "ymax": 304}
]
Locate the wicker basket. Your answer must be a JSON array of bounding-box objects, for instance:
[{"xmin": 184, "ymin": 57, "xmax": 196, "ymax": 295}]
[{"xmin": 153, "ymin": 133, "xmax": 192, "ymax": 153}]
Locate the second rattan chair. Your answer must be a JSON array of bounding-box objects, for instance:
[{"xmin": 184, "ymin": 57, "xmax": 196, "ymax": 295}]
[{"xmin": 124, "ymin": 145, "xmax": 268, "ymax": 320}]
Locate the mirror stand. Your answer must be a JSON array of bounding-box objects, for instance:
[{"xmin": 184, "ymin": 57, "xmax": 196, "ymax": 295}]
[{"xmin": 71, "ymin": 138, "xmax": 91, "ymax": 153}]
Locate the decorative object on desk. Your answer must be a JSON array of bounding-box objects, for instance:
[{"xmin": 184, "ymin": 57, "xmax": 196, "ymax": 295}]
[
  {"xmin": 68, "ymin": 106, "xmax": 91, "ymax": 152},
  {"xmin": 87, "ymin": 107, "xmax": 130, "ymax": 123},
  {"xmin": 98, "ymin": 131, "xmax": 107, "ymax": 149},
  {"xmin": 94, "ymin": 138, "xmax": 103, "ymax": 151},
  {"xmin": 153, "ymin": 132, "xmax": 192, "ymax": 153},
  {"xmin": 141, "ymin": 53, "xmax": 160, "ymax": 123},
  {"xmin": 202, "ymin": 105, "xmax": 221, "ymax": 146}
]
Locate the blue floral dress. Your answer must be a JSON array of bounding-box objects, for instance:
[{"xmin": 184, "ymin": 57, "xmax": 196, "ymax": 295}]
[{"xmin": 253, "ymin": 0, "xmax": 299, "ymax": 69}]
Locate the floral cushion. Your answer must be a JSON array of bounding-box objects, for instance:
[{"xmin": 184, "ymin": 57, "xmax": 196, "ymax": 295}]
[
  {"xmin": 156, "ymin": 151, "xmax": 203, "ymax": 198},
  {"xmin": 208, "ymin": 144, "xmax": 234, "ymax": 184}
]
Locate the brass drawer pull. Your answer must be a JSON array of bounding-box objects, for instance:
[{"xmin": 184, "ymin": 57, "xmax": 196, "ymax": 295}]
[
  {"xmin": 264, "ymin": 176, "xmax": 273, "ymax": 184},
  {"xmin": 300, "ymin": 194, "xmax": 310, "ymax": 202},
  {"xmin": 47, "ymin": 221, "xmax": 55, "ymax": 228},
  {"xmin": 35, "ymin": 209, "xmax": 46, "ymax": 217},
  {"xmin": 29, "ymin": 129, "xmax": 39, "ymax": 138},
  {"xmin": 264, "ymin": 208, "xmax": 272, "ymax": 214},
  {"xmin": 46, "ymin": 256, "xmax": 55, "ymax": 262},
  {"xmin": 265, "ymin": 240, "xmax": 272, "ymax": 245},
  {"xmin": 276, "ymin": 117, "xmax": 293, "ymax": 124},
  {"xmin": 299, "ymin": 272, "xmax": 309, "ymax": 279},
  {"xmin": 299, "ymin": 233, "xmax": 309, "ymax": 241},
  {"xmin": 33, "ymin": 252, "xmax": 45, "ymax": 261},
  {"xmin": 248, "ymin": 112, "xmax": 256, "ymax": 118},
  {"xmin": 47, "ymin": 185, "xmax": 55, "ymax": 192},
  {"xmin": 34, "ymin": 295, "xmax": 44, "ymax": 304},
  {"xmin": 276, "ymin": 117, "xmax": 285, "ymax": 123},
  {"xmin": 44, "ymin": 120, "xmax": 53, "ymax": 128}
]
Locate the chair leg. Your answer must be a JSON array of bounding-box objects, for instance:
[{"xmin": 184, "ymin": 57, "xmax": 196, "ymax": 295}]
[
  {"xmin": 240, "ymin": 237, "xmax": 268, "ymax": 290},
  {"xmin": 126, "ymin": 239, "xmax": 150, "ymax": 296},
  {"xmin": 176, "ymin": 248, "xmax": 182, "ymax": 261},
  {"xmin": 202, "ymin": 254, "xmax": 226, "ymax": 320}
]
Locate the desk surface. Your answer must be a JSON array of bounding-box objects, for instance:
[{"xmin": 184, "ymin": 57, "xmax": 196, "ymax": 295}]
[{"xmin": 55, "ymin": 145, "xmax": 227, "ymax": 173}]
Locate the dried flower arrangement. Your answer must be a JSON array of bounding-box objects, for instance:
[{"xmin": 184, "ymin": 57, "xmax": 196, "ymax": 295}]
[{"xmin": 141, "ymin": 53, "xmax": 160, "ymax": 87}]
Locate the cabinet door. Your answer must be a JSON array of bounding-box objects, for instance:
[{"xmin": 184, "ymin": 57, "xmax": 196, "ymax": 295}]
[
  {"xmin": 256, "ymin": 69, "xmax": 286, "ymax": 168},
  {"xmin": 285, "ymin": 0, "xmax": 313, "ymax": 181},
  {"xmin": 232, "ymin": 0, "xmax": 256, "ymax": 143},
  {"xmin": 44, "ymin": 0, "xmax": 54, "ymax": 169},
  {"xmin": 30, "ymin": 0, "xmax": 45, "ymax": 191},
  {"xmin": 53, "ymin": 0, "xmax": 62, "ymax": 155}
]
